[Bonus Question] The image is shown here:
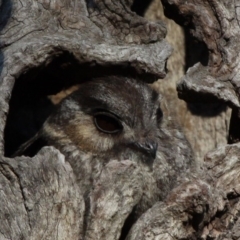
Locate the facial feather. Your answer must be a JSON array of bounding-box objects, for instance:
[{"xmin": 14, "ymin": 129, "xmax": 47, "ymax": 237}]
[
  {"xmin": 42, "ymin": 77, "xmax": 162, "ymax": 159},
  {"xmin": 13, "ymin": 76, "xmax": 193, "ymax": 219}
]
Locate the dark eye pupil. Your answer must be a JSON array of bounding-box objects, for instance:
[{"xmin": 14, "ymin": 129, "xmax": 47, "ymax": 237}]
[{"xmin": 94, "ymin": 114, "xmax": 122, "ymax": 134}]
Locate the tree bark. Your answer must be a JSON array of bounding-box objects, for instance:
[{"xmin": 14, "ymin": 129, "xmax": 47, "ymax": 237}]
[
  {"xmin": 1, "ymin": 0, "xmax": 240, "ymax": 239},
  {"xmin": 146, "ymin": 0, "xmax": 231, "ymax": 163}
]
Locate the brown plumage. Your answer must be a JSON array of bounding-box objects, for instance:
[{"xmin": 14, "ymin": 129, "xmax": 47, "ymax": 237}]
[{"xmin": 14, "ymin": 76, "xmax": 193, "ymax": 214}]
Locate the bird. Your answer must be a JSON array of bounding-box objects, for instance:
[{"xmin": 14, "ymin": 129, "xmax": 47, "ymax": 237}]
[{"xmin": 13, "ymin": 76, "xmax": 193, "ymax": 214}]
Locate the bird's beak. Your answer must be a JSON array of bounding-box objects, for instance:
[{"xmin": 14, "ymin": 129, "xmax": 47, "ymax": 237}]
[{"xmin": 134, "ymin": 140, "xmax": 158, "ymax": 159}]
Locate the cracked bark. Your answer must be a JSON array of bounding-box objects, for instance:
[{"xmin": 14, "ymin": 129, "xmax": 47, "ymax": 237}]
[
  {"xmin": 147, "ymin": 0, "xmax": 231, "ymax": 163},
  {"xmin": 1, "ymin": 0, "xmax": 240, "ymax": 239}
]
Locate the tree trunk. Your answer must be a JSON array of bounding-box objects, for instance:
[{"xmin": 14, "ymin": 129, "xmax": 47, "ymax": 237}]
[
  {"xmin": 146, "ymin": 0, "xmax": 231, "ymax": 163},
  {"xmin": 1, "ymin": 0, "xmax": 240, "ymax": 239}
]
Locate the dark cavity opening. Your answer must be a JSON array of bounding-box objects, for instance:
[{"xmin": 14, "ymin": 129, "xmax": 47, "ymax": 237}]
[
  {"xmin": 228, "ymin": 107, "xmax": 240, "ymax": 144},
  {"xmin": 161, "ymin": 0, "xmax": 210, "ymax": 69},
  {"xmin": 184, "ymin": 30, "xmax": 209, "ymax": 70},
  {"xmin": 4, "ymin": 51, "xmax": 157, "ymax": 157},
  {"xmin": 131, "ymin": 0, "xmax": 154, "ymax": 16},
  {"xmin": 119, "ymin": 206, "xmax": 137, "ymax": 240}
]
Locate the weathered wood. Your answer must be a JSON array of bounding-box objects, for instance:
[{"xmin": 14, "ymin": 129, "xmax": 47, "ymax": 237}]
[
  {"xmin": 161, "ymin": 0, "xmax": 240, "ymax": 108},
  {"xmin": 0, "ymin": 148, "xmax": 84, "ymax": 239},
  {"xmin": 147, "ymin": 0, "xmax": 231, "ymax": 163},
  {"xmin": 0, "ymin": 0, "xmax": 172, "ymax": 155},
  {"xmin": 1, "ymin": 0, "xmax": 240, "ymax": 239},
  {"xmin": 0, "ymin": 0, "xmax": 173, "ymax": 239}
]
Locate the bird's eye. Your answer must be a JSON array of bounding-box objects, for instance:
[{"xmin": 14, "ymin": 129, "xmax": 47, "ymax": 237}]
[
  {"xmin": 94, "ymin": 113, "xmax": 123, "ymax": 134},
  {"xmin": 156, "ymin": 108, "xmax": 163, "ymax": 123}
]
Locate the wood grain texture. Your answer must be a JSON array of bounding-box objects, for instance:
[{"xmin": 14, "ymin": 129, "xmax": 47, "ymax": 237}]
[{"xmin": 1, "ymin": 0, "xmax": 240, "ymax": 239}]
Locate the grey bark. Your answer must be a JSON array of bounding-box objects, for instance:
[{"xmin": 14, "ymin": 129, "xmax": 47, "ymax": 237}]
[
  {"xmin": 146, "ymin": 0, "xmax": 231, "ymax": 163},
  {"xmin": 0, "ymin": 0, "xmax": 240, "ymax": 239}
]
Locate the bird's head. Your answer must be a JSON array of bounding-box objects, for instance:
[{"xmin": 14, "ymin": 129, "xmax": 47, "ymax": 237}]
[{"xmin": 44, "ymin": 77, "xmax": 163, "ymax": 163}]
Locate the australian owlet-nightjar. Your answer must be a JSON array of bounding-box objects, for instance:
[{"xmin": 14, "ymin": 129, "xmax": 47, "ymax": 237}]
[{"xmin": 14, "ymin": 76, "xmax": 193, "ymax": 213}]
